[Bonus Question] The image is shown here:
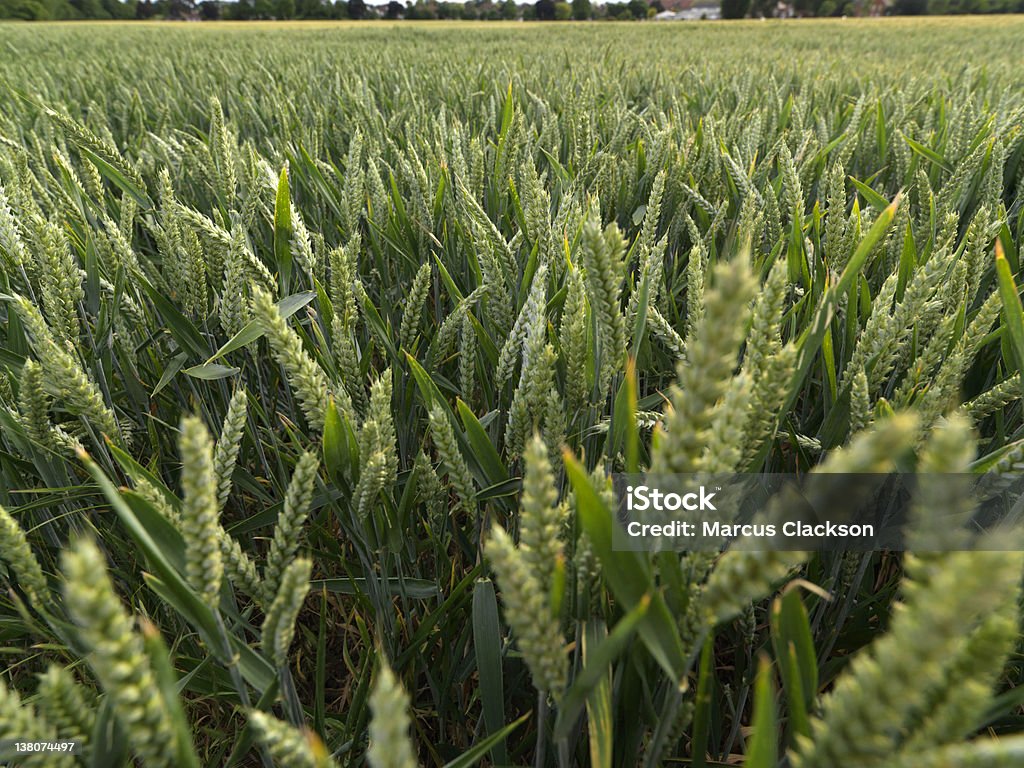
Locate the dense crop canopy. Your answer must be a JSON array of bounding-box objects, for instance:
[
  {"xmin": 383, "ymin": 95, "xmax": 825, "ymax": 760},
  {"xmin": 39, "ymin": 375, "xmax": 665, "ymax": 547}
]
[{"xmin": 1, "ymin": 18, "xmax": 1024, "ymax": 768}]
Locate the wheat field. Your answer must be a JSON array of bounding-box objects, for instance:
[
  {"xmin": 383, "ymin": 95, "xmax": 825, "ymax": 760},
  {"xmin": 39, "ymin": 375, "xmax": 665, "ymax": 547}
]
[{"xmin": 1, "ymin": 17, "xmax": 1024, "ymax": 767}]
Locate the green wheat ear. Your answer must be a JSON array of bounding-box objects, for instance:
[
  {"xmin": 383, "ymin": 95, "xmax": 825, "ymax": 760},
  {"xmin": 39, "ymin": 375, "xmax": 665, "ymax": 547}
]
[
  {"xmin": 580, "ymin": 212, "xmax": 627, "ymax": 395},
  {"xmin": 14, "ymin": 297, "xmax": 121, "ymax": 442},
  {"xmin": 560, "ymin": 266, "xmax": 590, "ymax": 412},
  {"xmin": 517, "ymin": 433, "xmax": 563, "ymax": 593},
  {"xmin": 62, "ymin": 537, "xmax": 178, "ymax": 768},
  {"xmin": 213, "ymin": 387, "xmax": 248, "ymax": 512},
  {"xmin": 0, "ymin": 677, "xmax": 75, "ymax": 767},
  {"xmin": 428, "ymin": 404, "xmax": 476, "ymax": 517},
  {"xmin": 699, "ymin": 549, "xmax": 798, "ymax": 626},
  {"xmin": 650, "ymin": 255, "xmax": 757, "ymax": 477},
  {"xmin": 401, "ymin": 261, "xmax": 433, "ymax": 349},
  {"xmin": 486, "ymin": 524, "xmax": 567, "ymax": 699},
  {"xmin": 37, "ymin": 218, "xmax": 83, "ymax": 348},
  {"xmin": 17, "ymin": 360, "xmax": 53, "ymax": 448},
  {"xmin": 262, "ymin": 556, "xmax": 312, "ymax": 668},
  {"xmin": 505, "ymin": 267, "xmax": 561, "ymax": 458},
  {"xmin": 248, "ymin": 710, "xmax": 337, "ymax": 768},
  {"xmin": 485, "ymin": 435, "xmax": 567, "ymax": 699},
  {"xmin": 0, "ymin": 503, "xmax": 49, "ymax": 607},
  {"xmin": 251, "ymin": 285, "xmax": 332, "ymax": 431},
  {"xmin": 219, "ymin": 226, "xmax": 254, "ymax": 337},
  {"xmin": 179, "ymin": 415, "xmax": 223, "ymax": 605},
  {"xmin": 792, "ymin": 548, "xmax": 1024, "ymax": 768},
  {"xmin": 264, "ymin": 451, "xmax": 319, "ymax": 603},
  {"xmin": 0, "ymin": 182, "xmax": 29, "ymax": 279},
  {"xmin": 36, "ymin": 665, "xmax": 96, "ymax": 745},
  {"xmin": 368, "ymin": 653, "xmax": 418, "ymax": 768}
]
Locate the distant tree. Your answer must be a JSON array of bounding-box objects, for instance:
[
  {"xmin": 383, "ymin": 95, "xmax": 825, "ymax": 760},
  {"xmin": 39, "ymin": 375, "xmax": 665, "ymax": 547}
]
[
  {"xmin": 535, "ymin": 0, "xmax": 554, "ymax": 17},
  {"xmin": 44, "ymin": 0, "xmax": 78, "ymax": 17},
  {"xmin": 385, "ymin": 0, "xmax": 402, "ymax": 14},
  {"xmin": 893, "ymin": 0, "xmax": 927, "ymax": 10},
  {"xmin": 627, "ymin": 0, "xmax": 647, "ymax": 16},
  {"xmin": 347, "ymin": 0, "xmax": 364, "ymax": 16},
  {"xmin": 70, "ymin": 0, "xmax": 108, "ymax": 17},
  {"xmin": 0, "ymin": 0, "xmax": 51, "ymax": 18},
  {"xmin": 295, "ymin": 0, "xmax": 326, "ymax": 16},
  {"xmin": 198, "ymin": 0, "xmax": 219, "ymax": 16},
  {"xmin": 406, "ymin": 0, "xmax": 435, "ymax": 18},
  {"xmin": 165, "ymin": 0, "xmax": 194, "ymax": 16},
  {"xmin": 603, "ymin": 1, "xmax": 630, "ymax": 17},
  {"xmin": 721, "ymin": 0, "xmax": 750, "ymax": 16},
  {"xmin": 553, "ymin": 0, "xmax": 570, "ymax": 15},
  {"xmin": 502, "ymin": 0, "xmax": 517, "ymax": 15},
  {"xmin": 99, "ymin": 0, "xmax": 136, "ymax": 17},
  {"xmin": 571, "ymin": 0, "xmax": 590, "ymax": 17},
  {"xmin": 274, "ymin": 0, "xmax": 294, "ymax": 15}
]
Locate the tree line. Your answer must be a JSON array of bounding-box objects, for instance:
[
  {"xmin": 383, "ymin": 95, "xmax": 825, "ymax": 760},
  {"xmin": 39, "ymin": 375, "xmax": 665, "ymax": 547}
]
[
  {"xmin": 0, "ymin": 0, "xmax": 687, "ymax": 20},
  {"xmin": 1, "ymin": 0, "xmax": 1021, "ymax": 23}
]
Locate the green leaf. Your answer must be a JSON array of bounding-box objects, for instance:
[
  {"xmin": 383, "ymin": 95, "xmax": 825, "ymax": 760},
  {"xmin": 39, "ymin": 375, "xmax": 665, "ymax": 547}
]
[
  {"xmin": 903, "ymin": 133, "xmax": 953, "ymax": 173},
  {"xmin": 183, "ymin": 363, "xmax": 239, "ymax": 380},
  {"xmin": 310, "ymin": 577, "xmax": 438, "ymax": 600},
  {"xmin": 407, "ymin": 351, "xmax": 448, "ymax": 414},
  {"xmin": 743, "ymin": 657, "xmax": 778, "ymax": 768},
  {"xmin": 78, "ymin": 145, "xmax": 152, "ymax": 209},
  {"xmin": 770, "ymin": 588, "xmax": 816, "ymax": 741},
  {"xmin": 563, "ymin": 452, "xmax": 689, "ymax": 684},
  {"xmin": 274, "ymin": 165, "xmax": 293, "ymax": 293},
  {"xmin": 313, "ymin": 276, "xmax": 334, "ymax": 334},
  {"xmin": 790, "ymin": 196, "xmax": 900, "ymax": 423},
  {"xmin": 206, "ymin": 292, "xmax": 316, "ymax": 363},
  {"xmin": 472, "ymin": 579, "xmax": 507, "ymax": 765},
  {"xmin": 554, "ymin": 601, "xmax": 649, "ymax": 741},
  {"xmin": 690, "ymin": 634, "xmax": 715, "ymax": 768},
  {"xmin": 359, "ymin": 288, "xmax": 400, "ymax": 364},
  {"xmin": 499, "ymin": 81, "xmax": 514, "ymax": 139},
  {"xmin": 583, "ymin": 620, "xmax": 614, "ymax": 768},
  {"xmin": 152, "ymin": 351, "xmax": 188, "ymax": 397},
  {"xmin": 81, "ymin": 452, "xmax": 272, "ymax": 692},
  {"xmin": 848, "ymin": 176, "xmax": 889, "ymax": 212},
  {"xmin": 476, "ymin": 477, "xmax": 522, "ymax": 502},
  {"xmin": 441, "ymin": 713, "xmax": 529, "ymax": 768},
  {"xmin": 995, "ymin": 240, "xmax": 1024, "ymax": 376},
  {"xmin": 457, "ymin": 399, "xmax": 508, "ymax": 485},
  {"xmin": 140, "ymin": 619, "xmax": 202, "ymax": 768},
  {"xmin": 144, "ymin": 573, "xmax": 275, "ymax": 693},
  {"xmin": 606, "ymin": 356, "xmax": 640, "ymax": 473},
  {"xmin": 875, "ymin": 101, "xmax": 887, "ymax": 164},
  {"xmin": 322, "ymin": 396, "xmax": 359, "ymax": 485},
  {"xmin": 89, "ymin": 698, "xmax": 128, "ymax": 768},
  {"xmin": 432, "ymin": 251, "xmax": 464, "ymax": 305},
  {"xmin": 137, "ymin": 276, "xmax": 209, "ymax": 358},
  {"xmin": 314, "ymin": 586, "xmax": 328, "ymax": 737},
  {"xmin": 629, "ymin": 271, "xmax": 651, "ymax": 356}
]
